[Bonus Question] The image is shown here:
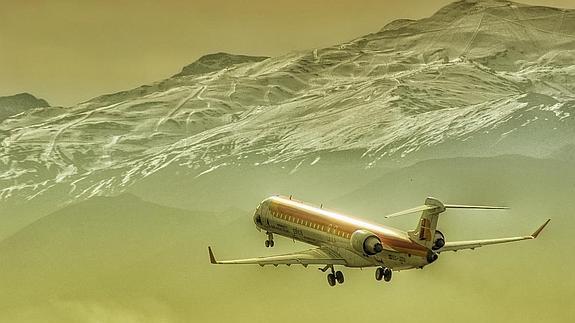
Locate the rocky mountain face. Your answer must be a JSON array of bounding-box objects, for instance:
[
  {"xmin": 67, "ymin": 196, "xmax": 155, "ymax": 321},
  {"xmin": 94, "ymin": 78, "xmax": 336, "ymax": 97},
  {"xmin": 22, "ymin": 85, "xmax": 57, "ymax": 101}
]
[
  {"xmin": 0, "ymin": 93, "xmax": 49, "ymax": 121},
  {"xmin": 0, "ymin": 0, "xmax": 574, "ymax": 205}
]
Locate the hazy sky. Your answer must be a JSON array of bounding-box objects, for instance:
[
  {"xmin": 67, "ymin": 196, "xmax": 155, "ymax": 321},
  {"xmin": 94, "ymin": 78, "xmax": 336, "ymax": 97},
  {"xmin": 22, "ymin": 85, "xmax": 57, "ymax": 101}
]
[{"xmin": 1, "ymin": 0, "xmax": 574, "ymax": 106}]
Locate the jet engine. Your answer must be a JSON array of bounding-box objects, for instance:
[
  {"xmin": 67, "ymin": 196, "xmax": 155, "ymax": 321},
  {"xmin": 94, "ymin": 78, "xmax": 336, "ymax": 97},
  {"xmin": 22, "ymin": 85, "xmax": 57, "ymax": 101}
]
[
  {"xmin": 426, "ymin": 250, "xmax": 439, "ymax": 263},
  {"xmin": 350, "ymin": 230, "xmax": 383, "ymax": 255},
  {"xmin": 432, "ymin": 230, "xmax": 445, "ymax": 250}
]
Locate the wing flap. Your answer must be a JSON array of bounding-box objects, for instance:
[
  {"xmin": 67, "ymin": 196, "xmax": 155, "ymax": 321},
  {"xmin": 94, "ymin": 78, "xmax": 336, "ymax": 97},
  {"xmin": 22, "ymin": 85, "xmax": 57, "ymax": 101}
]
[{"xmin": 208, "ymin": 246, "xmax": 346, "ymax": 266}]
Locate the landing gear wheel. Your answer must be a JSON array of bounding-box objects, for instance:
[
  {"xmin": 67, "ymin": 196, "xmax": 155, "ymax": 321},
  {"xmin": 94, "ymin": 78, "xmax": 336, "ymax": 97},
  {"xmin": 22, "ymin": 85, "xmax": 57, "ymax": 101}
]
[
  {"xmin": 375, "ymin": 267, "xmax": 384, "ymax": 281},
  {"xmin": 265, "ymin": 232, "xmax": 274, "ymax": 248},
  {"xmin": 335, "ymin": 271, "xmax": 344, "ymax": 284},
  {"xmin": 383, "ymin": 268, "xmax": 392, "ymax": 282},
  {"xmin": 327, "ymin": 273, "xmax": 336, "ymax": 287}
]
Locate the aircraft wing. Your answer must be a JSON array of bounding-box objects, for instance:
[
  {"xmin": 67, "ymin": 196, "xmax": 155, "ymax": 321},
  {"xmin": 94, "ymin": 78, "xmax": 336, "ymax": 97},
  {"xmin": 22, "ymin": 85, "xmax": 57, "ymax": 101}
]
[
  {"xmin": 439, "ymin": 219, "xmax": 550, "ymax": 252},
  {"xmin": 208, "ymin": 246, "xmax": 347, "ymax": 267}
]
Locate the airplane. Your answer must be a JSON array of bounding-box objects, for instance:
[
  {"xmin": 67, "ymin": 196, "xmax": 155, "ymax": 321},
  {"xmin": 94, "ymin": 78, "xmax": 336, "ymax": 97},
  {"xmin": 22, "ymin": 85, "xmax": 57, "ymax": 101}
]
[{"xmin": 208, "ymin": 195, "xmax": 550, "ymax": 286}]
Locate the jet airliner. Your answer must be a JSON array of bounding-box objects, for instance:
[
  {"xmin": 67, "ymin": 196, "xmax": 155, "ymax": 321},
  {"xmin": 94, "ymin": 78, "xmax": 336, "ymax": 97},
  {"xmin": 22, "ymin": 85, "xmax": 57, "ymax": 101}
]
[{"xmin": 208, "ymin": 195, "xmax": 550, "ymax": 286}]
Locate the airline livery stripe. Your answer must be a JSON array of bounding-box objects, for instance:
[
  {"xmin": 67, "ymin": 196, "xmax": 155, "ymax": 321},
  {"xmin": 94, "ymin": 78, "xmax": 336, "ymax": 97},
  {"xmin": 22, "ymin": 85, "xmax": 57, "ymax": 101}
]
[{"xmin": 269, "ymin": 196, "xmax": 428, "ymax": 256}]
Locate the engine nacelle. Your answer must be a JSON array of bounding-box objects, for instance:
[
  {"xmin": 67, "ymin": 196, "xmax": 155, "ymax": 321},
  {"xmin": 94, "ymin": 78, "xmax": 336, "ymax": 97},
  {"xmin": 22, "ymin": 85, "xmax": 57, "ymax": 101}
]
[
  {"xmin": 427, "ymin": 250, "xmax": 439, "ymax": 263},
  {"xmin": 432, "ymin": 230, "xmax": 445, "ymax": 250},
  {"xmin": 350, "ymin": 230, "xmax": 383, "ymax": 255}
]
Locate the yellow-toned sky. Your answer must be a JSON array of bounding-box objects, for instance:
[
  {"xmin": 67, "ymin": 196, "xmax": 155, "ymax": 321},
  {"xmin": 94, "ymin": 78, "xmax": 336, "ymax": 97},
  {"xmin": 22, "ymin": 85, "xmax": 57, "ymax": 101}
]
[{"xmin": 1, "ymin": 0, "xmax": 574, "ymax": 106}]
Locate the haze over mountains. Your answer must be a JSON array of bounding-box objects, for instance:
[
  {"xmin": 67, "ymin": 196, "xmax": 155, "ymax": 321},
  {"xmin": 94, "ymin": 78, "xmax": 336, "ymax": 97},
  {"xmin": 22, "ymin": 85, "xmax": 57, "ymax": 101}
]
[
  {"xmin": 0, "ymin": 155, "xmax": 572, "ymax": 323},
  {"xmin": 0, "ymin": 1, "xmax": 574, "ymax": 321}
]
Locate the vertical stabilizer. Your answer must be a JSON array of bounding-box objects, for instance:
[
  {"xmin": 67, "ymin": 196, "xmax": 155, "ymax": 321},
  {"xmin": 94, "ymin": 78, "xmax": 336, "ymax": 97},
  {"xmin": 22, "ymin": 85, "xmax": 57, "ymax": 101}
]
[{"xmin": 408, "ymin": 197, "xmax": 446, "ymax": 249}]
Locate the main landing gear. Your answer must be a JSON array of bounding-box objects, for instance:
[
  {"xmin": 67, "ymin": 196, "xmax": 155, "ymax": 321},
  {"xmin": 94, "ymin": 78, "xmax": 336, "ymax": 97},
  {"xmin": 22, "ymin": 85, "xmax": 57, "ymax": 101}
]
[
  {"xmin": 264, "ymin": 232, "xmax": 274, "ymax": 248},
  {"xmin": 321, "ymin": 265, "xmax": 344, "ymax": 287},
  {"xmin": 375, "ymin": 267, "xmax": 392, "ymax": 282}
]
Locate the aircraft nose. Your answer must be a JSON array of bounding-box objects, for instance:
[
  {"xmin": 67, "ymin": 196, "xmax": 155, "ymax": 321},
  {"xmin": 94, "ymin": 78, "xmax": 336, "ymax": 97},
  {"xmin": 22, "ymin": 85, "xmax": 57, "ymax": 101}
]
[{"xmin": 253, "ymin": 208, "xmax": 262, "ymax": 226}]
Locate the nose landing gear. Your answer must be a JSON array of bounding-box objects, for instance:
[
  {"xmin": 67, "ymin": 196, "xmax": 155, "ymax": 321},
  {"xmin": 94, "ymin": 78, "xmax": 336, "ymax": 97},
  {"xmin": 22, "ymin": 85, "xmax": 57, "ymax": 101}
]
[
  {"xmin": 264, "ymin": 232, "xmax": 274, "ymax": 248},
  {"xmin": 375, "ymin": 267, "xmax": 392, "ymax": 282}
]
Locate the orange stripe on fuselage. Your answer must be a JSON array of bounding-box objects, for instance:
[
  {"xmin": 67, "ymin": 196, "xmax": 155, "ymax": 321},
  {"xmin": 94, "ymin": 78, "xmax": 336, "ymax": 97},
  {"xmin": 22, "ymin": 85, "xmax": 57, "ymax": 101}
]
[{"xmin": 268, "ymin": 196, "xmax": 428, "ymax": 257}]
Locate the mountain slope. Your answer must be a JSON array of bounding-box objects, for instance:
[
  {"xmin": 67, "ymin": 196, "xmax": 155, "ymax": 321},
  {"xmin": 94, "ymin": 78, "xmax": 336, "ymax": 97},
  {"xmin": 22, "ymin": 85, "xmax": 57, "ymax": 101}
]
[
  {"xmin": 0, "ymin": 0, "xmax": 574, "ymax": 205},
  {"xmin": 0, "ymin": 93, "xmax": 50, "ymax": 121}
]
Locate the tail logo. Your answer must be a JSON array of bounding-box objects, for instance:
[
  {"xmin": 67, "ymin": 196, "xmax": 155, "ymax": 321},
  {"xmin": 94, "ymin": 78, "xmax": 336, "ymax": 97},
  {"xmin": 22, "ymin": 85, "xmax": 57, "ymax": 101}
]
[{"xmin": 418, "ymin": 218, "xmax": 432, "ymax": 241}]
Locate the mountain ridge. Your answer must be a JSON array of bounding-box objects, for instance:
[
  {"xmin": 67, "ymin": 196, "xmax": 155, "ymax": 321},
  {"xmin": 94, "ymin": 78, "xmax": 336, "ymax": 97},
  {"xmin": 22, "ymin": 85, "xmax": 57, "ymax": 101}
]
[{"xmin": 173, "ymin": 52, "xmax": 270, "ymax": 77}]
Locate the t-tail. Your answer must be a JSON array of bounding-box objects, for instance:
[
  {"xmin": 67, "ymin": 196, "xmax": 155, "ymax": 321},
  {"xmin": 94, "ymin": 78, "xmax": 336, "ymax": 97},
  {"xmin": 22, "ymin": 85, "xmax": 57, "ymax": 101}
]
[{"xmin": 385, "ymin": 197, "xmax": 509, "ymax": 250}]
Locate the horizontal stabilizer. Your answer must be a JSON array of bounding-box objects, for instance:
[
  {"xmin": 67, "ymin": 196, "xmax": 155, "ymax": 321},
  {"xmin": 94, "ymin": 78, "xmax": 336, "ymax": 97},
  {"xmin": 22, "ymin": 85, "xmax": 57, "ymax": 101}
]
[
  {"xmin": 444, "ymin": 204, "xmax": 509, "ymax": 210},
  {"xmin": 384, "ymin": 205, "xmax": 439, "ymax": 218},
  {"xmin": 384, "ymin": 199, "xmax": 508, "ymax": 219}
]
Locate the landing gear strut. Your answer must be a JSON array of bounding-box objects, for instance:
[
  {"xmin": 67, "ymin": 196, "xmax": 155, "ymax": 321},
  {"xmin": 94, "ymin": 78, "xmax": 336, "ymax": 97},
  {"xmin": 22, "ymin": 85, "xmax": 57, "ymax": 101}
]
[
  {"xmin": 264, "ymin": 232, "xmax": 274, "ymax": 248},
  {"xmin": 322, "ymin": 265, "xmax": 344, "ymax": 287},
  {"xmin": 375, "ymin": 267, "xmax": 392, "ymax": 282}
]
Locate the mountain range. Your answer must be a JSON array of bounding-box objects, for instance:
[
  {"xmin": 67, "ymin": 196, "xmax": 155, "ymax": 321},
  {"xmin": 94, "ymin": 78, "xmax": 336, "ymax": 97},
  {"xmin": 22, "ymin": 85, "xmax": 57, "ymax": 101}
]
[{"xmin": 0, "ymin": 0, "xmax": 574, "ymax": 210}]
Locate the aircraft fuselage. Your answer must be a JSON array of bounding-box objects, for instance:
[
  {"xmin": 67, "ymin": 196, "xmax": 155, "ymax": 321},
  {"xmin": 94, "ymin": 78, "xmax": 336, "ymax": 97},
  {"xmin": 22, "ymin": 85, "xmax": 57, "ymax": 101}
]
[{"xmin": 253, "ymin": 195, "xmax": 432, "ymax": 270}]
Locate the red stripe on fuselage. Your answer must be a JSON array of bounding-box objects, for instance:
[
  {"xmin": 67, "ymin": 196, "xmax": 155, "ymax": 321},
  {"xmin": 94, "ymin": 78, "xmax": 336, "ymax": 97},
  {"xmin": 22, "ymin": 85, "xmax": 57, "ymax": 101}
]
[{"xmin": 267, "ymin": 196, "xmax": 428, "ymax": 256}]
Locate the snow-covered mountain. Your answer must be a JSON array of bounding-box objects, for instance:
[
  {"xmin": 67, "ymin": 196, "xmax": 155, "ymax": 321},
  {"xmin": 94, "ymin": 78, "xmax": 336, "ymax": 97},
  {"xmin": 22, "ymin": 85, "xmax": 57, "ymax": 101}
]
[{"xmin": 1, "ymin": 0, "xmax": 574, "ymax": 202}]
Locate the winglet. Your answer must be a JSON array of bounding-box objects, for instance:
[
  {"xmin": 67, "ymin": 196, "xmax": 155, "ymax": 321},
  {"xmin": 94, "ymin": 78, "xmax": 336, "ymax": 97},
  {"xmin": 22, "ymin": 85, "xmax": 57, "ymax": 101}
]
[
  {"xmin": 531, "ymin": 219, "xmax": 551, "ymax": 239},
  {"xmin": 208, "ymin": 246, "xmax": 218, "ymax": 264}
]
